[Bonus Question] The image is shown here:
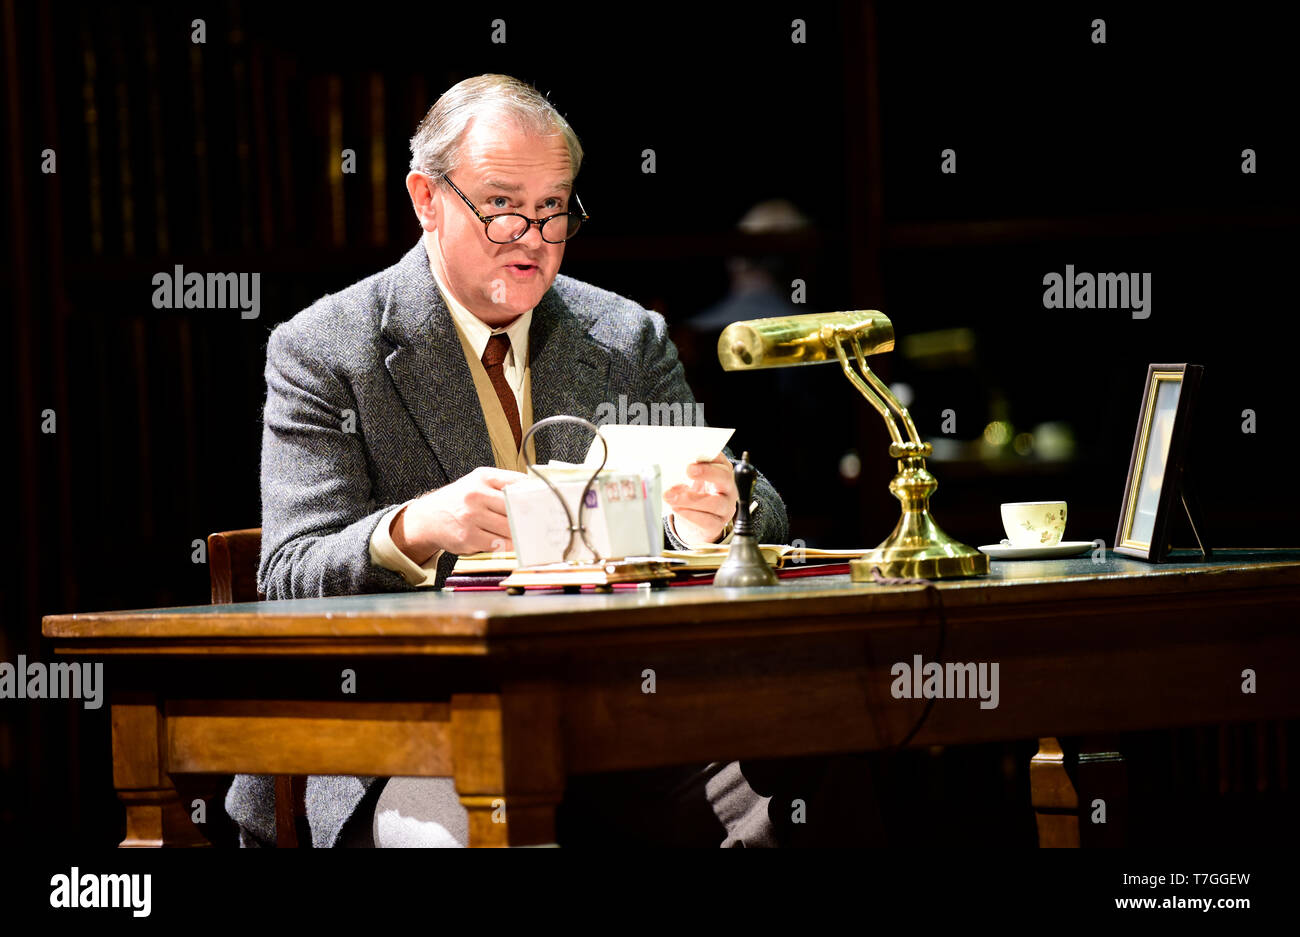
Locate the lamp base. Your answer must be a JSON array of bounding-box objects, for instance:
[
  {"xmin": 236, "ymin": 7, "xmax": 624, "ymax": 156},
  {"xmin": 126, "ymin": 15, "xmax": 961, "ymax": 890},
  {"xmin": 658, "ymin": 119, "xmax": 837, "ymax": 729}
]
[
  {"xmin": 850, "ymin": 542, "xmax": 989, "ymax": 581},
  {"xmin": 851, "ymin": 447, "xmax": 991, "ymax": 582}
]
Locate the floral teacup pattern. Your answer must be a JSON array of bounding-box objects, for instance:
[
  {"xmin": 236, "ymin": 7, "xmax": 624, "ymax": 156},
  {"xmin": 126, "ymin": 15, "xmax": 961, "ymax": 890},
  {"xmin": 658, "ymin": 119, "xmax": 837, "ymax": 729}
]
[{"xmin": 1000, "ymin": 501, "xmax": 1068, "ymax": 548}]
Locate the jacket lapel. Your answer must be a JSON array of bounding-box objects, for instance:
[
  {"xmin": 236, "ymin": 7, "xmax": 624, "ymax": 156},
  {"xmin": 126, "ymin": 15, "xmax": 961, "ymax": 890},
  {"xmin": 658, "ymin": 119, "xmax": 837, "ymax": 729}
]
[
  {"xmin": 381, "ymin": 241, "xmax": 493, "ymax": 486},
  {"xmin": 381, "ymin": 240, "xmax": 612, "ymax": 480},
  {"xmin": 528, "ymin": 284, "xmax": 612, "ymax": 465}
]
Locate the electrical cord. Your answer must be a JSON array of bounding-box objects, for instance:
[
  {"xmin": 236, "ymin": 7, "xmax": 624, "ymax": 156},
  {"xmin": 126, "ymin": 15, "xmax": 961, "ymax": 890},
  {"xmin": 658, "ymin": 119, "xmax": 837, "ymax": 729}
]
[{"xmin": 869, "ymin": 565, "xmax": 949, "ymax": 750}]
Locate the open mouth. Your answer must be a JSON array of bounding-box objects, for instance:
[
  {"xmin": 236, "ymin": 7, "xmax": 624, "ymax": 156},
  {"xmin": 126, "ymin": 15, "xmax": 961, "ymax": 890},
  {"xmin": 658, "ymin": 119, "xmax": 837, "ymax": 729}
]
[{"xmin": 506, "ymin": 262, "xmax": 538, "ymax": 275}]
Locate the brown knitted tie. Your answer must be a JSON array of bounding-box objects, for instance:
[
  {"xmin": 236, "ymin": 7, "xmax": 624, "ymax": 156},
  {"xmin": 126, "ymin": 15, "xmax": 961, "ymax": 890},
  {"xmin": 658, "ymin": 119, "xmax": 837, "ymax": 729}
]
[{"xmin": 481, "ymin": 332, "xmax": 522, "ymax": 451}]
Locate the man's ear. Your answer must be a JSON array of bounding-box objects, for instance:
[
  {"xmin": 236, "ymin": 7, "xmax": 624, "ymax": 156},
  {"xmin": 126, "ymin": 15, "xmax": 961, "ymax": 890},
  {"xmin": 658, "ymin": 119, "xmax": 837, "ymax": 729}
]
[{"xmin": 405, "ymin": 171, "xmax": 438, "ymax": 232}]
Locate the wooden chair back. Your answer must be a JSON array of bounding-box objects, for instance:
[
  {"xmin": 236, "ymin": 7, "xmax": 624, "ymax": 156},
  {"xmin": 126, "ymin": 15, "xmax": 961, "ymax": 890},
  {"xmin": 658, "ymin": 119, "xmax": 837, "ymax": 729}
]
[
  {"xmin": 207, "ymin": 527, "xmax": 307, "ymax": 847},
  {"xmin": 207, "ymin": 528, "xmax": 265, "ymax": 604}
]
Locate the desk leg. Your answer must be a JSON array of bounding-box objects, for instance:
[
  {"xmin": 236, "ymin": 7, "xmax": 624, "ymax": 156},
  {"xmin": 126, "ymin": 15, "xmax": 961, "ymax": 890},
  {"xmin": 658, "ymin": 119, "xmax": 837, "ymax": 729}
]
[
  {"xmin": 111, "ymin": 693, "xmax": 209, "ymax": 848},
  {"xmin": 1031, "ymin": 738, "xmax": 1079, "ymax": 847},
  {"xmin": 451, "ymin": 685, "xmax": 565, "ymax": 847},
  {"xmin": 1031, "ymin": 736, "xmax": 1128, "ymax": 847}
]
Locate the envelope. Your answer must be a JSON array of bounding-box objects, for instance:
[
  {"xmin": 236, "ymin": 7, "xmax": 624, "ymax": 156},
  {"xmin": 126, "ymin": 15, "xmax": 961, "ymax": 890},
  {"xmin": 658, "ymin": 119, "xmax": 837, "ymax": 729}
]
[
  {"xmin": 504, "ymin": 464, "xmax": 662, "ymax": 566},
  {"xmin": 582, "ymin": 424, "xmax": 735, "ymax": 514}
]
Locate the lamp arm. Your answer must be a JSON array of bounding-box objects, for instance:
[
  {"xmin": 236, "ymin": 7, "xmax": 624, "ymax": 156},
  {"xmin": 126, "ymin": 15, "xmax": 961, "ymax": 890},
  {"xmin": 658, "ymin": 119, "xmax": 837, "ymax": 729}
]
[
  {"xmin": 832, "ymin": 338, "xmax": 903, "ymax": 444},
  {"xmin": 851, "ymin": 336, "xmax": 922, "ymax": 444}
]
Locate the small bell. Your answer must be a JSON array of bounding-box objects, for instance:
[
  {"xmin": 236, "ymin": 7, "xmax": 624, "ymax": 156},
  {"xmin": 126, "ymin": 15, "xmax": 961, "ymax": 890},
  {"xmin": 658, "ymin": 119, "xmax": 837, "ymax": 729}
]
[{"xmin": 713, "ymin": 451, "xmax": 778, "ymax": 587}]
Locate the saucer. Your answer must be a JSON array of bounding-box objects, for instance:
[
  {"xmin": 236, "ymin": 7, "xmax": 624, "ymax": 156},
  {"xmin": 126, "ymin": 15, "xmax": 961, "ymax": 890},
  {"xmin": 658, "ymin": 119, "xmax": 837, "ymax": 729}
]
[{"xmin": 978, "ymin": 540, "xmax": 1095, "ymax": 560}]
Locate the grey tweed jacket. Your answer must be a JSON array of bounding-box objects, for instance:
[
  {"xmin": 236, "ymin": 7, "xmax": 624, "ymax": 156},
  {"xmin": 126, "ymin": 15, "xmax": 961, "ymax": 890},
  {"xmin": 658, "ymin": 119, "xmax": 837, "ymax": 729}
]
[{"xmin": 224, "ymin": 238, "xmax": 789, "ymax": 847}]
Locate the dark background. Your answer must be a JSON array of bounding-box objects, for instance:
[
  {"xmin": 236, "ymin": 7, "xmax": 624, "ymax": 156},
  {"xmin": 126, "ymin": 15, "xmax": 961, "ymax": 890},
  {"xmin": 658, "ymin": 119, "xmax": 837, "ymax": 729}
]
[{"xmin": 3, "ymin": 1, "xmax": 1297, "ymax": 847}]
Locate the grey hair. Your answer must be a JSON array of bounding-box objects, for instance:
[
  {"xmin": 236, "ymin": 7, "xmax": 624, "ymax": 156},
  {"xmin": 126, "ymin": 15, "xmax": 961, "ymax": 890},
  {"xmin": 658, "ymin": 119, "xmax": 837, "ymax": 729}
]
[{"xmin": 409, "ymin": 74, "xmax": 583, "ymax": 184}]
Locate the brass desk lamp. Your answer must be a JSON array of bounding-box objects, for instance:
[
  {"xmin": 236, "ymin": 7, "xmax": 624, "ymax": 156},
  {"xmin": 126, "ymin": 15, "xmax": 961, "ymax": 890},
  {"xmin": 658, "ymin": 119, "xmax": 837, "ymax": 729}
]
[{"xmin": 717, "ymin": 310, "xmax": 989, "ymax": 581}]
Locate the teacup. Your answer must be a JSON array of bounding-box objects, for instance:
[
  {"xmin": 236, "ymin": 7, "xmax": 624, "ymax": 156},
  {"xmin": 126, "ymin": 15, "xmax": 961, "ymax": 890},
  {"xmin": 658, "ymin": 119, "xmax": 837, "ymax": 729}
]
[{"xmin": 1000, "ymin": 501, "xmax": 1068, "ymax": 548}]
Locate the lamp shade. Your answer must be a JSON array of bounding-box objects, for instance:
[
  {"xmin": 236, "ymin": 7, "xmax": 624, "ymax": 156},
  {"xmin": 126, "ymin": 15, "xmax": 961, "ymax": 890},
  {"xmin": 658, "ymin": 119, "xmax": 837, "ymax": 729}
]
[{"xmin": 717, "ymin": 310, "xmax": 894, "ymax": 371}]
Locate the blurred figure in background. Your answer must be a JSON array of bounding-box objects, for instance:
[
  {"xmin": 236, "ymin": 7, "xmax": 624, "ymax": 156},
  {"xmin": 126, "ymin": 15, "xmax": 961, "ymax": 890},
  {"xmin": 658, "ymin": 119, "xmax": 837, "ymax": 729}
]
[{"xmin": 680, "ymin": 199, "xmax": 859, "ymax": 547}]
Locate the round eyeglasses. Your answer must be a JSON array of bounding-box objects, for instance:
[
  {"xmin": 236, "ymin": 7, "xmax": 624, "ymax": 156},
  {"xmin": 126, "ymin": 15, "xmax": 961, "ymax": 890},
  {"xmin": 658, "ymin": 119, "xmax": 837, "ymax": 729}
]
[{"xmin": 433, "ymin": 172, "xmax": 589, "ymax": 244}]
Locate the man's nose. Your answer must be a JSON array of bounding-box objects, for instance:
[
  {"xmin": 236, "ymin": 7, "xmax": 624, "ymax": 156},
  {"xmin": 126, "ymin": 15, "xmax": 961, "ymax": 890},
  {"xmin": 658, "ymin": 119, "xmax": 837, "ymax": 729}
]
[{"xmin": 517, "ymin": 220, "xmax": 545, "ymax": 249}]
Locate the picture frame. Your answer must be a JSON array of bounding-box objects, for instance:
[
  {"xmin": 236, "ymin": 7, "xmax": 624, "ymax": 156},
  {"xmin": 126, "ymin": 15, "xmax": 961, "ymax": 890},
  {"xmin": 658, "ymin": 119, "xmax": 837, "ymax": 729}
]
[{"xmin": 1114, "ymin": 363, "xmax": 1207, "ymax": 562}]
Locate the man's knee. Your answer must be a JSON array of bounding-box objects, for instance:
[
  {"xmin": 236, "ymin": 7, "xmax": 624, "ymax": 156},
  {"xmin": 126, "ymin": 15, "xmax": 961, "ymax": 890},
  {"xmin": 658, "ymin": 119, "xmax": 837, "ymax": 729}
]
[{"xmin": 225, "ymin": 774, "xmax": 277, "ymax": 847}]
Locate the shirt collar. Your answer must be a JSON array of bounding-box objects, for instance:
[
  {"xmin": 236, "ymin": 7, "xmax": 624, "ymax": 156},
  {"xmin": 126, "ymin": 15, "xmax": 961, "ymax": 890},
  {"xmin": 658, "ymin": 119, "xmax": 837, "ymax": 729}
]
[{"xmin": 429, "ymin": 258, "xmax": 532, "ymax": 368}]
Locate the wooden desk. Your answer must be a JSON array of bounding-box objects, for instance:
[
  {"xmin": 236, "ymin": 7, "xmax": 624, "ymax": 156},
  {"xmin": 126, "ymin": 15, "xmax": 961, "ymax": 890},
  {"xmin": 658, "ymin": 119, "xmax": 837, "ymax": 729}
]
[{"xmin": 43, "ymin": 550, "xmax": 1300, "ymax": 847}]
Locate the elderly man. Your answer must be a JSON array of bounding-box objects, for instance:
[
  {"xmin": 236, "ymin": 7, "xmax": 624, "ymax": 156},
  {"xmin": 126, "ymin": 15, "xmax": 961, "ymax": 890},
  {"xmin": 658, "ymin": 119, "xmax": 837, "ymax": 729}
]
[{"xmin": 225, "ymin": 74, "xmax": 875, "ymax": 848}]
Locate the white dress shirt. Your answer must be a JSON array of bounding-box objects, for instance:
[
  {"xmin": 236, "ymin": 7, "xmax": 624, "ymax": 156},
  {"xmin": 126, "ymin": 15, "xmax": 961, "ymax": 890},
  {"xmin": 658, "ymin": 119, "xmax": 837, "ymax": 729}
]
[{"xmin": 434, "ymin": 266, "xmax": 532, "ymax": 422}]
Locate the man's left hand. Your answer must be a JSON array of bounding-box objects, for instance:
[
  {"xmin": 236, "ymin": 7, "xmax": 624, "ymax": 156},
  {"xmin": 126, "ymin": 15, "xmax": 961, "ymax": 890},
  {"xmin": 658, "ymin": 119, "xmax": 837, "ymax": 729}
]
[{"xmin": 664, "ymin": 453, "xmax": 738, "ymax": 544}]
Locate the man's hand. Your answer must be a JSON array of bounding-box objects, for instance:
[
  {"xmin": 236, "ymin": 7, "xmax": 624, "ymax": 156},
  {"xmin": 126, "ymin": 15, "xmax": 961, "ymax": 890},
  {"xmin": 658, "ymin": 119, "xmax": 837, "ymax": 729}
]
[
  {"xmin": 664, "ymin": 453, "xmax": 739, "ymax": 544},
  {"xmin": 392, "ymin": 466, "xmax": 527, "ymax": 562}
]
